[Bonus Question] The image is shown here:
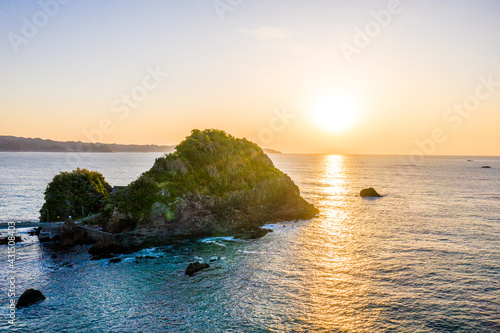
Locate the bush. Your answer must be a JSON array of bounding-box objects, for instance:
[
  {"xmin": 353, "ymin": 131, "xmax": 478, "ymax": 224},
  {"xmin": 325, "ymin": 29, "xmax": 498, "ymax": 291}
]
[{"xmin": 40, "ymin": 168, "xmax": 112, "ymax": 222}]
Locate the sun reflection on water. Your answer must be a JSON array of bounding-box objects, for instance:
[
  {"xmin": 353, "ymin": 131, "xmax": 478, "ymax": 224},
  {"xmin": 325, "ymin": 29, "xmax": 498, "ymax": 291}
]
[{"xmin": 296, "ymin": 155, "xmax": 378, "ymax": 331}]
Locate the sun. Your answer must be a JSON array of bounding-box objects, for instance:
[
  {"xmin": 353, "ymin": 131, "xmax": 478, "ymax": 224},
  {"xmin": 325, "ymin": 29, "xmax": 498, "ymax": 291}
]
[{"xmin": 311, "ymin": 93, "xmax": 360, "ymax": 133}]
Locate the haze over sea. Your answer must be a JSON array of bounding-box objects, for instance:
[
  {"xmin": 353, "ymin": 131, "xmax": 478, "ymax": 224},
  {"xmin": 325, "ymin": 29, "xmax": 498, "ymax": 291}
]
[{"xmin": 1, "ymin": 152, "xmax": 499, "ymax": 332}]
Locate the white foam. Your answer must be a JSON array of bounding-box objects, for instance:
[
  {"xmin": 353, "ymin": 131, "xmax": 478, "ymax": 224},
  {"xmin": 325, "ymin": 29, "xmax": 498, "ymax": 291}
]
[
  {"xmin": 200, "ymin": 236, "xmax": 240, "ymax": 247},
  {"xmin": 238, "ymin": 250, "xmax": 260, "ymax": 254},
  {"xmin": 262, "ymin": 223, "xmax": 281, "ymax": 230}
]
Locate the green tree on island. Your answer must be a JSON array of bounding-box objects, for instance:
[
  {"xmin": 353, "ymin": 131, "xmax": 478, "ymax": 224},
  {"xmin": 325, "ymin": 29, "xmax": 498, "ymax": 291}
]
[{"xmin": 40, "ymin": 168, "xmax": 112, "ymax": 222}]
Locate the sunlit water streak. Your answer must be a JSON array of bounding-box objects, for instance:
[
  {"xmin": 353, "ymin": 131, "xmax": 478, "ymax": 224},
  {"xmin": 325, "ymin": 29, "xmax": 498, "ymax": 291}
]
[{"xmin": 0, "ymin": 153, "xmax": 499, "ymax": 332}]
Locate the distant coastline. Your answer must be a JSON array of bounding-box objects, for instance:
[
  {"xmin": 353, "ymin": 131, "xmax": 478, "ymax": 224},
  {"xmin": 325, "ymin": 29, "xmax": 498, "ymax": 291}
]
[
  {"xmin": 0, "ymin": 135, "xmax": 282, "ymax": 154},
  {"xmin": 0, "ymin": 135, "xmax": 175, "ymax": 153}
]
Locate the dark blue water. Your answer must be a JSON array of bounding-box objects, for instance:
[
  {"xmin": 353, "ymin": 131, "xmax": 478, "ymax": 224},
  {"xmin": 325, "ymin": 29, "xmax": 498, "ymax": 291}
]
[{"xmin": 1, "ymin": 153, "xmax": 499, "ymax": 332}]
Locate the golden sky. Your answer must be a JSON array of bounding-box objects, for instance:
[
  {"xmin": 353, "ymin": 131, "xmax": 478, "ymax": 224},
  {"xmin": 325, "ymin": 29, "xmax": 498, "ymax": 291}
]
[{"xmin": 1, "ymin": 0, "xmax": 499, "ymax": 155}]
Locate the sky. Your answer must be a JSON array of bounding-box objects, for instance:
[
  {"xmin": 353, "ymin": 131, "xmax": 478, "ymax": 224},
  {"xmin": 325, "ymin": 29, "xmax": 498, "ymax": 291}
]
[{"xmin": 1, "ymin": 0, "xmax": 499, "ymax": 155}]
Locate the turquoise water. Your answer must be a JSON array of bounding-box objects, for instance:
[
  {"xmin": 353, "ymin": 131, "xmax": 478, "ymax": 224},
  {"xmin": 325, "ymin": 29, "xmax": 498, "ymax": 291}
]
[{"xmin": 1, "ymin": 153, "xmax": 499, "ymax": 332}]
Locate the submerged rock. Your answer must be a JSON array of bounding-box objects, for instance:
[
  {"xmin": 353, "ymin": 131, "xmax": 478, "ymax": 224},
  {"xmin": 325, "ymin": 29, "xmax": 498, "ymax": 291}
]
[
  {"xmin": 185, "ymin": 262, "xmax": 210, "ymax": 276},
  {"xmin": 360, "ymin": 188, "xmax": 382, "ymax": 198},
  {"xmin": 90, "ymin": 253, "xmax": 115, "ymax": 261},
  {"xmin": 109, "ymin": 258, "xmax": 122, "ymax": 263},
  {"xmin": 16, "ymin": 289, "xmax": 46, "ymax": 308}
]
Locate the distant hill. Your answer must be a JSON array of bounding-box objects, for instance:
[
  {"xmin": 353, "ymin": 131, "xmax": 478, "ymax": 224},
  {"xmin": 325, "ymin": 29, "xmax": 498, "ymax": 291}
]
[
  {"xmin": 0, "ymin": 136, "xmax": 175, "ymax": 153},
  {"xmin": 262, "ymin": 148, "xmax": 282, "ymax": 154},
  {"xmin": 0, "ymin": 135, "xmax": 282, "ymax": 154}
]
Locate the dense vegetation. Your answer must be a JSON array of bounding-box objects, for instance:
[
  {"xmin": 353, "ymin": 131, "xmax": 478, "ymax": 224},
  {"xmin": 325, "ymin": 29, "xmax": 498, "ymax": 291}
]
[
  {"xmin": 40, "ymin": 168, "xmax": 112, "ymax": 222},
  {"xmin": 105, "ymin": 129, "xmax": 317, "ymax": 233}
]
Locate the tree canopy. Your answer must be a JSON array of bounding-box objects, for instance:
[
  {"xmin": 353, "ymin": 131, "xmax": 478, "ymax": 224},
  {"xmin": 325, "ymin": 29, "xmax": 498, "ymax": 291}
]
[{"xmin": 40, "ymin": 168, "xmax": 112, "ymax": 222}]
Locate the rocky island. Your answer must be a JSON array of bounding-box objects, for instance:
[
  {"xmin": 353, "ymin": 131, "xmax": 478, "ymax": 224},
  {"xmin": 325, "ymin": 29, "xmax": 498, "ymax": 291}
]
[{"xmin": 44, "ymin": 129, "xmax": 318, "ymax": 256}]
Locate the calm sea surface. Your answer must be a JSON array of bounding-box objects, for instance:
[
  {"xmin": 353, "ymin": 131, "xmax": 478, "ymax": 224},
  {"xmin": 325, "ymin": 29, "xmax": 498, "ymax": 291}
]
[{"xmin": 0, "ymin": 152, "xmax": 499, "ymax": 332}]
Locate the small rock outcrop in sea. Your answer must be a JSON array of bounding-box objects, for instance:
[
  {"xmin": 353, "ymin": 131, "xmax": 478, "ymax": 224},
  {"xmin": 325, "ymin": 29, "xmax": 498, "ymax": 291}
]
[
  {"xmin": 28, "ymin": 227, "xmax": 42, "ymax": 236},
  {"xmin": 481, "ymin": 166, "xmax": 491, "ymax": 169},
  {"xmin": 88, "ymin": 129, "xmax": 318, "ymax": 255},
  {"xmin": 16, "ymin": 289, "xmax": 46, "ymax": 308},
  {"xmin": 185, "ymin": 262, "xmax": 210, "ymax": 276},
  {"xmin": 234, "ymin": 228, "xmax": 273, "ymax": 240},
  {"xmin": 360, "ymin": 188, "xmax": 382, "ymax": 198}
]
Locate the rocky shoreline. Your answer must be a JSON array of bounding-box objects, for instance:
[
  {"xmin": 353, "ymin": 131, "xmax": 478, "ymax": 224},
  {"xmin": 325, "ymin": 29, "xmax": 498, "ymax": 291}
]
[{"xmin": 39, "ymin": 129, "xmax": 319, "ymax": 258}]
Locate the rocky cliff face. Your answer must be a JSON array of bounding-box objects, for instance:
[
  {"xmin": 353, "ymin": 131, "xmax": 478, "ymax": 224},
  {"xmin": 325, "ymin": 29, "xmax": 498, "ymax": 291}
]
[{"xmin": 91, "ymin": 129, "xmax": 318, "ymax": 254}]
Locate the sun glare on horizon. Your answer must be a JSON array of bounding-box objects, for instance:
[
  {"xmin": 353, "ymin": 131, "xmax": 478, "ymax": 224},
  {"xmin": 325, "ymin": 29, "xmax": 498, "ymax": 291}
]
[{"xmin": 311, "ymin": 93, "xmax": 360, "ymax": 133}]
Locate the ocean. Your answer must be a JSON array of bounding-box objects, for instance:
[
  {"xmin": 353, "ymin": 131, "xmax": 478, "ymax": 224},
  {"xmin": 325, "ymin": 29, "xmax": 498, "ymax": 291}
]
[{"xmin": 0, "ymin": 152, "xmax": 499, "ymax": 332}]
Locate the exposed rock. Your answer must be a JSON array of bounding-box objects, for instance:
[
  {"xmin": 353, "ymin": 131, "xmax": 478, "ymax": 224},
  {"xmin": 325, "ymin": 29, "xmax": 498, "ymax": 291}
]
[
  {"xmin": 0, "ymin": 236, "xmax": 22, "ymax": 245},
  {"xmin": 90, "ymin": 253, "xmax": 115, "ymax": 260},
  {"xmin": 60, "ymin": 222, "xmax": 94, "ymax": 247},
  {"xmin": 28, "ymin": 227, "xmax": 42, "ymax": 236},
  {"xmin": 234, "ymin": 228, "xmax": 272, "ymax": 240},
  {"xmin": 360, "ymin": 188, "xmax": 382, "ymax": 198},
  {"xmin": 185, "ymin": 262, "xmax": 210, "ymax": 276},
  {"xmin": 16, "ymin": 289, "xmax": 46, "ymax": 308},
  {"xmin": 136, "ymin": 255, "xmax": 156, "ymax": 260},
  {"xmin": 89, "ymin": 233, "xmax": 159, "ymax": 257}
]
